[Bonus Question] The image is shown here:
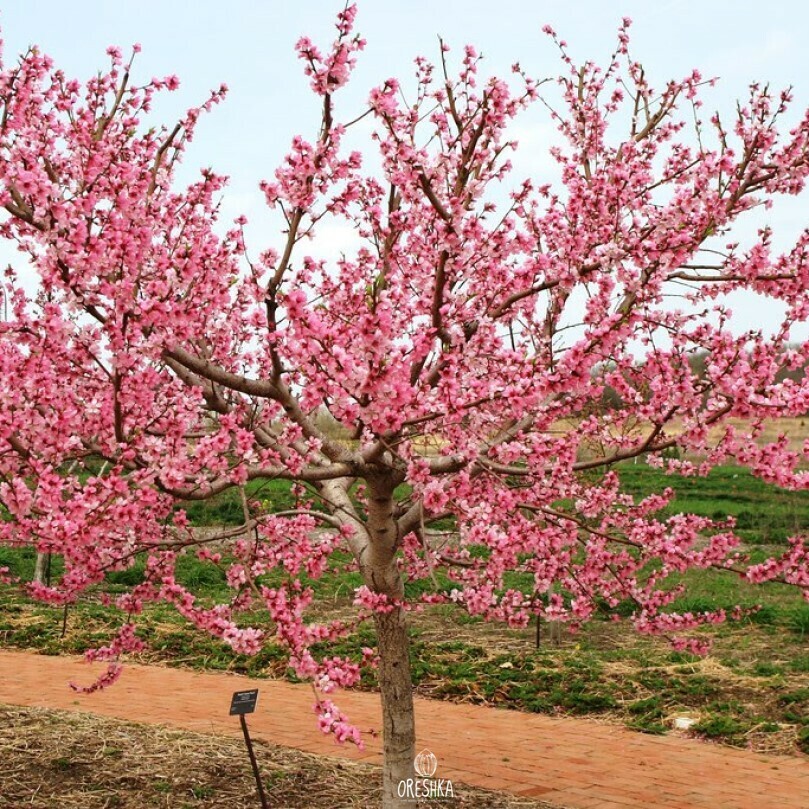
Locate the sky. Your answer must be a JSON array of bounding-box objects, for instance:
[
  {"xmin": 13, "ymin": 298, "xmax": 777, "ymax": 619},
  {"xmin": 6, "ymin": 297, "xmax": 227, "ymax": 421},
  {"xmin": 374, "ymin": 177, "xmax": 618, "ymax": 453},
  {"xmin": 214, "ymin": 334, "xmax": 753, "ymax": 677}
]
[{"xmin": 2, "ymin": 0, "xmax": 809, "ymax": 341}]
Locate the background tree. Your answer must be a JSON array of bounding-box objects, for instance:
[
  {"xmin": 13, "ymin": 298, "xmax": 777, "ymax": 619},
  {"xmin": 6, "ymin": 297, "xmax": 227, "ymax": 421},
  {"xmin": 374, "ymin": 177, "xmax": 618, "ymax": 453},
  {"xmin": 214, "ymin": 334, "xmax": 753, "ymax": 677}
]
[{"xmin": 1, "ymin": 7, "xmax": 809, "ymax": 807}]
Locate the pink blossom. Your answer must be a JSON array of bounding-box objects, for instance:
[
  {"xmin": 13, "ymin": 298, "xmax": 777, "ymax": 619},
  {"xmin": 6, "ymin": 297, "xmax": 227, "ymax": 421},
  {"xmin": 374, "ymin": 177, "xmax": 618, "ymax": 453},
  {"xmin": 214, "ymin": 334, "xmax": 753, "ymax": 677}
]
[{"xmin": 0, "ymin": 6, "xmax": 807, "ymax": 775}]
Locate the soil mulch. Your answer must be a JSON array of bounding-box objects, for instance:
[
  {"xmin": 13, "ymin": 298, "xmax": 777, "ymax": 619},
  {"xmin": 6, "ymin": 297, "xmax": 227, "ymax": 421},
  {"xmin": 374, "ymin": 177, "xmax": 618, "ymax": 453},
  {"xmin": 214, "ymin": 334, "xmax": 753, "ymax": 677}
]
[{"xmin": 0, "ymin": 704, "xmax": 558, "ymax": 809}]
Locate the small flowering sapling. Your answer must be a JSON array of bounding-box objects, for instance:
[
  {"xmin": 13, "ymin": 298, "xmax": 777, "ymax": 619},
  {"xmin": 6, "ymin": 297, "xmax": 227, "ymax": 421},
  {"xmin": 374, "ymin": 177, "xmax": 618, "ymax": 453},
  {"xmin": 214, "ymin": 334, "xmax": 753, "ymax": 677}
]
[{"xmin": 1, "ymin": 7, "xmax": 809, "ymax": 807}]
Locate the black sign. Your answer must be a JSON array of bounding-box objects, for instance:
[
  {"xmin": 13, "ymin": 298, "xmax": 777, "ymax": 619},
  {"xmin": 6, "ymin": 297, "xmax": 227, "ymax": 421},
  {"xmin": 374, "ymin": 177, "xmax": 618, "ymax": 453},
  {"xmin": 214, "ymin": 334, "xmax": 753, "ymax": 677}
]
[{"xmin": 229, "ymin": 689, "xmax": 259, "ymax": 715}]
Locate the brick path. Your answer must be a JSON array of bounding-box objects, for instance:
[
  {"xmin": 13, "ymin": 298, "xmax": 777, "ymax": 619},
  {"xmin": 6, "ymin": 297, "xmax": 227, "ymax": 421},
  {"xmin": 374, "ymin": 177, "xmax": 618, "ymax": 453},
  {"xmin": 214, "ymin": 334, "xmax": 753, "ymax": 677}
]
[{"xmin": 1, "ymin": 649, "xmax": 807, "ymax": 808}]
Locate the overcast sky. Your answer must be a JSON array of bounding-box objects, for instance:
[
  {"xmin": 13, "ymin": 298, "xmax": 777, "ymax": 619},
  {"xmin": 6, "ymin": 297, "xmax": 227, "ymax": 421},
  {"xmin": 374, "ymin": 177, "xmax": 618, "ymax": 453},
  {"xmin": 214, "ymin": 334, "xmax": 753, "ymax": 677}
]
[{"xmin": 2, "ymin": 1, "xmax": 809, "ymax": 341}]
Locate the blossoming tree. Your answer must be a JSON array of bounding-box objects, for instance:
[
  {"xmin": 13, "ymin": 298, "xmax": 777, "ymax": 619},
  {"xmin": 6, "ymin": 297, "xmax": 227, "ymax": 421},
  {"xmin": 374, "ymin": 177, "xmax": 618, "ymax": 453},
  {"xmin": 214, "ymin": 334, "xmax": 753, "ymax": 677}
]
[{"xmin": 1, "ymin": 6, "xmax": 809, "ymax": 806}]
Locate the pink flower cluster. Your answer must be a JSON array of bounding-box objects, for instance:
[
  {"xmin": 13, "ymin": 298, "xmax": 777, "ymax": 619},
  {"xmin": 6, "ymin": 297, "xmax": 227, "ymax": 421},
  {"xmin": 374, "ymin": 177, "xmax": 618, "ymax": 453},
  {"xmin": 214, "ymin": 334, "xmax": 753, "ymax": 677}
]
[
  {"xmin": 0, "ymin": 3, "xmax": 808, "ymax": 747},
  {"xmin": 295, "ymin": 5, "xmax": 365, "ymax": 95},
  {"xmin": 314, "ymin": 699, "xmax": 364, "ymax": 748}
]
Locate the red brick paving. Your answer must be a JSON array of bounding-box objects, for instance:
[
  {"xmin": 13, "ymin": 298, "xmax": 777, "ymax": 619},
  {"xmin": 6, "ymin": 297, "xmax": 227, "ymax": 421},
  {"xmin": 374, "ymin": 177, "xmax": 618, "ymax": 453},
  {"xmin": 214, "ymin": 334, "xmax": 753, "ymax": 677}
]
[{"xmin": 1, "ymin": 649, "xmax": 807, "ymax": 808}]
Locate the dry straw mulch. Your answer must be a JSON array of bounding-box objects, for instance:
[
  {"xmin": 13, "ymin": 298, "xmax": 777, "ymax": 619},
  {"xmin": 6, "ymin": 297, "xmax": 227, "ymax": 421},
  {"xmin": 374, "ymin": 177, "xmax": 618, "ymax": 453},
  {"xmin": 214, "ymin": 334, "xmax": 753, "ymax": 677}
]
[{"xmin": 0, "ymin": 704, "xmax": 557, "ymax": 809}]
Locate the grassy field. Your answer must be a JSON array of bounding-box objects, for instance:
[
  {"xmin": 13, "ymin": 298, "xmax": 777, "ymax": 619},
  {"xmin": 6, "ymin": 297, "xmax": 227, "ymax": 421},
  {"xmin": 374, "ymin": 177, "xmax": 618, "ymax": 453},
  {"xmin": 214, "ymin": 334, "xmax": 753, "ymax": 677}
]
[
  {"xmin": 1, "ymin": 462, "xmax": 808, "ymax": 757},
  {"xmin": 617, "ymin": 463, "xmax": 809, "ymax": 545},
  {"xmin": 180, "ymin": 462, "xmax": 809, "ymax": 546}
]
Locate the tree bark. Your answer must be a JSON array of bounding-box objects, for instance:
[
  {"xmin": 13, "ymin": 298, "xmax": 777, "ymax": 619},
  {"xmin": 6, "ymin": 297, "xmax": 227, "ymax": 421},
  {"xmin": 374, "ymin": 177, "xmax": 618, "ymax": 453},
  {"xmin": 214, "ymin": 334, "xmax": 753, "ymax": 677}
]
[
  {"xmin": 33, "ymin": 552, "xmax": 47, "ymax": 585},
  {"xmin": 363, "ymin": 473, "xmax": 416, "ymax": 809},
  {"xmin": 375, "ymin": 605, "xmax": 416, "ymax": 808},
  {"xmin": 547, "ymin": 582, "xmax": 563, "ymax": 645}
]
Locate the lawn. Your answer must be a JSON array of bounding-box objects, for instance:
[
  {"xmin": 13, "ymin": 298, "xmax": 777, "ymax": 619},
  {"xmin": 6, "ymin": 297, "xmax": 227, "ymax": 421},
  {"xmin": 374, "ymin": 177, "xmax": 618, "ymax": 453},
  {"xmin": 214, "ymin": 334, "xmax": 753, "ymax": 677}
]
[
  {"xmin": 184, "ymin": 463, "xmax": 809, "ymax": 544},
  {"xmin": 617, "ymin": 463, "xmax": 809, "ymax": 545},
  {"xmin": 1, "ymin": 463, "xmax": 808, "ymax": 756}
]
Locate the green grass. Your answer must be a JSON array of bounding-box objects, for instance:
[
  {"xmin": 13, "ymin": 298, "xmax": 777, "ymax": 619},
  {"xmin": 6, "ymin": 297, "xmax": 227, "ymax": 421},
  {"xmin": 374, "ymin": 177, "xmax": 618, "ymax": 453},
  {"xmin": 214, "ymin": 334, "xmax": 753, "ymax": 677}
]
[
  {"xmin": 1, "ymin": 462, "xmax": 808, "ymax": 754},
  {"xmin": 1, "ymin": 540, "xmax": 807, "ymax": 753},
  {"xmin": 617, "ymin": 464, "xmax": 809, "ymax": 545},
  {"xmin": 179, "ymin": 479, "xmax": 297, "ymax": 526}
]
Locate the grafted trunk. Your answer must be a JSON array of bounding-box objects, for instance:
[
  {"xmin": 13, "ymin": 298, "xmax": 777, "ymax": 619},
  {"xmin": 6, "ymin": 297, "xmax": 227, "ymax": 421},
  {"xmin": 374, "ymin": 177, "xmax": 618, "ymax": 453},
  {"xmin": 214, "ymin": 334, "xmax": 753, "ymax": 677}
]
[{"xmin": 363, "ymin": 474, "xmax": 416, "ymax": 809}]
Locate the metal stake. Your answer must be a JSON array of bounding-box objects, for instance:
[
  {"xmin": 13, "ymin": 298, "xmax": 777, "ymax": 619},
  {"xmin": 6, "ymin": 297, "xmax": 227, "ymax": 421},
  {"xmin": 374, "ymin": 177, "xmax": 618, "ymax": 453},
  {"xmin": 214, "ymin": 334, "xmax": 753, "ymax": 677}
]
[{"xmin": 240, "ymin": 713, "xmax": 269, "ymax": 809}]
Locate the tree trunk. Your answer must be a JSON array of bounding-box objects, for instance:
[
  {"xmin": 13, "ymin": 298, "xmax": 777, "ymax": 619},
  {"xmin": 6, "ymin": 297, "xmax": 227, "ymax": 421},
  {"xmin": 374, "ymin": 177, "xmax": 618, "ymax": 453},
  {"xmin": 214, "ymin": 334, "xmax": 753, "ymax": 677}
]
[
  {"xmin": 375, "ymin": 606, "xmax": 416, "ymax": 808},
  {"xmin": 547, "ymin": 618, "xmax": 563, "ymax": 645},
  {"xmin": 33, "ymin": 552, "xmax": 47, "ymax": 585},
  {"xmin": 547, "ymin": 582, "xmax": 563, "ymax": 645},
  {"xmin": 363, "ymin": 473, "xmax": 416, "ymax": 809}
]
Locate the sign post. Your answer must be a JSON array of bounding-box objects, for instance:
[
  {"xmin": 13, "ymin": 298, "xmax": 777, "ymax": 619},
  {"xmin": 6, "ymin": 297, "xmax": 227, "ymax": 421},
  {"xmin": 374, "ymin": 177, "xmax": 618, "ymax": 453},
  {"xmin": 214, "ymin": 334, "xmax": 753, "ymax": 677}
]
[{"xmin": 229, "ymin": 689, "xmax": 268, "ymax": 809}]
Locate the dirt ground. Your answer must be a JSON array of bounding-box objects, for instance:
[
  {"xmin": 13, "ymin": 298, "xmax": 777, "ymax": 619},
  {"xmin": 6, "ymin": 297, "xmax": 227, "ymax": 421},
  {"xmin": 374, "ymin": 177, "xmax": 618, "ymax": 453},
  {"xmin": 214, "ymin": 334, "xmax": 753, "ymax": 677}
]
[{"xmin": 0, "ymin": 704, "xmax": 557, "ymax": 809}]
